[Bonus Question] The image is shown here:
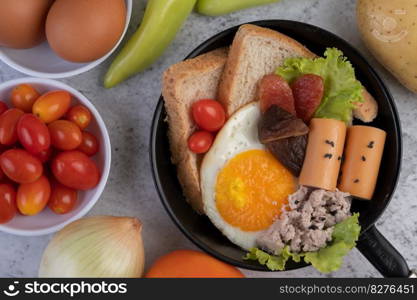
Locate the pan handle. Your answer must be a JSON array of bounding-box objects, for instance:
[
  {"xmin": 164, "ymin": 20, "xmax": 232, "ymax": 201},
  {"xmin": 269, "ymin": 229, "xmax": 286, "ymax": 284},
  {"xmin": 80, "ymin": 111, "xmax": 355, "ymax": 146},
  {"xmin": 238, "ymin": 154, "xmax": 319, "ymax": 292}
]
[{"xmin": 356, "ymin": 225, "xmax": 411, "ymax": 277}]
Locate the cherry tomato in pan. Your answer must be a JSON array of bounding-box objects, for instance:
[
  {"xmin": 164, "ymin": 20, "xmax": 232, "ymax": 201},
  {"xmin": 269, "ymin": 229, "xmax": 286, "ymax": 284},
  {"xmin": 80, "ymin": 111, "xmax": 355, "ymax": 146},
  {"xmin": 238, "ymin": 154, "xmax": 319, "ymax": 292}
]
[
  {"xmin": 35, "ymin": 147, "xmax": 53, "ymax": 163},
  {"xmin": 0, "ymin": 101, "xmax": 8, "ymax": 116},
  {"xmin": 48, "ymin": 120, "xmax": 82, "ymax": 150},
  {"xmin": 188, "ymin": 131, "xmax": 213, "ymax": 154},
  {"xmin": 192, "ymin": 99, "xmax": 226, "ymax": 132},
  {"xmin": 48, "ymin": 182, "xmax": 77, "ymax": 214},
  {"xmin": 17, "ymin": 175, "xmax": 51, "ymax": 216},
  {"xmin": 0, "ymin": 167, "xmax": 5, "ymax": 181},
  {"xmin": 17, "ymin": 114, "xmax": 51, "ymax": 154},
  {"xmin": 11, "ymin": 84, "xmax": 40, "ymax": 112},
  {"xmin": 66, "ymin": 105, "xmax": 92, "ymax": 130},
  {"xmin": 32, "ymin": 90, "xmax": 71, "ymax": 123},
  {"xmin": 0, "ymin": 108, "xmax": 24, "ymax": 145},
  {"xmin": 78, "ymin": 131, "xmax": 99, "ymax": 156},
  {"xmin": 0, "ymin": 183, "xmax": 17, "ymax": 224},
  {"xmin": 51, "ymin": 150, "xmax": 100, "ymax": 190},
  {"xmin": 0, "ymin": 149, "xmax": 43, "ymax": 183}
]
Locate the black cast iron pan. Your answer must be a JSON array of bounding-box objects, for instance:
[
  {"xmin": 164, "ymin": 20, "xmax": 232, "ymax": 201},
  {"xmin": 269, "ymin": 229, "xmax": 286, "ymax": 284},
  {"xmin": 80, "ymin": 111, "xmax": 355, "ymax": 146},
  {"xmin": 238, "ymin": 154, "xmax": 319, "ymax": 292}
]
[{"xmin": 150, "ymin": 20, "xmax": 416, "ymax": 277}]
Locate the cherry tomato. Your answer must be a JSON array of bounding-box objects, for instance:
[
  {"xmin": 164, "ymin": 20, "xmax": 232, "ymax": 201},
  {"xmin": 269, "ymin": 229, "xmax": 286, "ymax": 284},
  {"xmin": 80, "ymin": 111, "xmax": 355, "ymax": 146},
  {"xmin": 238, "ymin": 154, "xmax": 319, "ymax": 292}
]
[
  {"xmin": 0, "ymin": 108, "xmax": 24, "ymax": 145},
  {"xmin": 35, "ymin": 148, "xmax": 53, "ymax": 163},
  {"xmin": 51, "ymin": 150, "xmax": 100, "ymax": 190},
  {"xmin": 0, "ymin": 183, "xmax": 17, "ymax": 224},
  {"xmin": 78, "ymin": 131, "xmax": 99, "ymax": 156},
  {"xmin": 48, "ymin": 120, "xmax": 82, "ymax": 150},
  {"xmin": 17, "ymin": 114, "xmax": 51, "ymax": 154},
  {"xmin": 0, "ymin": 101, "xmax": 8, "ymax": 115},
  {"xmin": 0, "ymin": 149, "xmax": 43, "ymax": 183},
  {"xmin": 48, "ymin": 182, "xmax": 77, "ymax": 214},
  {"xmin": 66, "ymin": 105, "xmax": 92, "ymax": 129},
  {"xmin": 192, "ymin": 99, "xmax": 226, "ymax": 132},
  {"xmin": 32, "ymin": 90, "xmax": 71, "ymax": 123},
  {"xmin": 11, "ymin": 84, "xmax": 40, "ymax": 112},
  {"xmin": 188, "ymin": 131, "xmax": 213, "ymax": 154},
  {"xmin": 17, "ymin": 175, "xmax": 50, "ymax": 216}
]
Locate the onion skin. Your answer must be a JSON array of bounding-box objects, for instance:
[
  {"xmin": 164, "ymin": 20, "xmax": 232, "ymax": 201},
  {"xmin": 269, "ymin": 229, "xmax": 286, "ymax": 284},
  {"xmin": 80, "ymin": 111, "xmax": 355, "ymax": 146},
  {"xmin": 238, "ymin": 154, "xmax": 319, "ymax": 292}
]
[{"xmin": 39, "ymin": 216, "xmax": 144, "ymax": 278}]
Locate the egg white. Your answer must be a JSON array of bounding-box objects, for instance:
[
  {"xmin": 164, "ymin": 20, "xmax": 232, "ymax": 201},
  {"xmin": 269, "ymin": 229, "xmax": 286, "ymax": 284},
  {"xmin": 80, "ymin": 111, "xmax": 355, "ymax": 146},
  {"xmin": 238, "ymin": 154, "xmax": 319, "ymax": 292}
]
[{"xmin": 200, "ymin": 102, "xmax": 265, "ymax": 250}]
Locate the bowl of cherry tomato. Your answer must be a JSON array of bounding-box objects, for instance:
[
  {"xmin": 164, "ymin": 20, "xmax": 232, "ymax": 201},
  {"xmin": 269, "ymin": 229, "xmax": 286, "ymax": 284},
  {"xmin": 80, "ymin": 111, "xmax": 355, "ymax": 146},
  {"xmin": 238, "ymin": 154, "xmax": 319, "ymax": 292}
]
[{"xmin": 0, "ymin": 77, "xmax": 111, "ymax": 236}]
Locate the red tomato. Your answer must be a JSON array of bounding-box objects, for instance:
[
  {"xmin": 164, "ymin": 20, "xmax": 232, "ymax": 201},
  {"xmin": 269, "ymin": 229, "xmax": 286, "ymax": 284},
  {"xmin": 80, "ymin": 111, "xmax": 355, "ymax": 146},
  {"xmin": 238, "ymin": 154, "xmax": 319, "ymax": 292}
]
[
  {"xmin": 78, "ymin": 131, "xmax": 99, "ymax": 156},
  {"xmin": 0, "ymin": 108, "xmax": 24, "ymax": 145},
  {"xmin": 0, "ymin": 183, "xmax": 17, "ymax": 224},
  {"xmin": 188, "ymin": 131, "xmax": 213, "ymax": 154},
  {"xmin": 36, "ymin": 148, "xmax": 53, "ymax": 163},
  {"xmin": 11, "ymin": 84, "xmax": 40, "ymax": 112},
  {"xmin": 48, "ymin": 120, "xmax": 82, "ymax": 150},
  {"xmin": 17, "ymin": 114, "xmax": 51, "ymax": 154},
  {"xmin": 192, "ymin": 99, "xmax": 226, "ymax": 132},
  {"xmin": 0, "ymin": 101, "xmax": 8, "ymax": 115},
  {"xmin": 32, "ymin": 90, "xmax": 71, "ymax": 123},
  {"xmin": 66, "ymin": 105, "xmax": 92, "ymax": 129},
  {"xmin": 51, "ymin": 150, "xmax": 100, "ymax": 190},
  {"xmin": 48, "ymin": 182, "xmax": 77, "ymax": 214},
  {"xmin": 17, "ymin": 175, "xmax": 51, "ymax": 216},
  {"xmin": 0, "ymin": 149, "xmax": 43, "ymax": 183}
]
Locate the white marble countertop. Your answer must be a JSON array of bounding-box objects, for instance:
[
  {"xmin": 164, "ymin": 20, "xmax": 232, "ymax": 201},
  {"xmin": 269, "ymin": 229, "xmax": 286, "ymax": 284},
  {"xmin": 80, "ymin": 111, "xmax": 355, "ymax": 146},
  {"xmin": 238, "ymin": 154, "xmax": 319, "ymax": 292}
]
[{"xmin": 0, "ymin": 0, "xmax": 416, "ymax": 278}]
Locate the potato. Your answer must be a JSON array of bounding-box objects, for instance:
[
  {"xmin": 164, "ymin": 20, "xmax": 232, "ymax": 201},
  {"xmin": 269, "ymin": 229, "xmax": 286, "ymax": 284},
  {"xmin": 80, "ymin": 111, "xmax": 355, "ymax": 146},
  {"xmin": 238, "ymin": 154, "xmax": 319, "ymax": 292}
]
[{"xmin": 357, "ymin": 0, "xmax": 417, "ymax": 93}]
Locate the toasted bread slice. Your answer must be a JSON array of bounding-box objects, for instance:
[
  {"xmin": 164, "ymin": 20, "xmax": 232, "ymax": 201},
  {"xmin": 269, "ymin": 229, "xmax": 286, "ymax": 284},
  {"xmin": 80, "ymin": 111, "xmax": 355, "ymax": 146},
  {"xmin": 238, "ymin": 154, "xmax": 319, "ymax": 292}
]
[
  {"xmin": 218, "ymin": 24, "xmax": 316, "ymax": 116},
  {"xmin": 162, "ymin": 48, "xmax": 228, "ymax": 214}
]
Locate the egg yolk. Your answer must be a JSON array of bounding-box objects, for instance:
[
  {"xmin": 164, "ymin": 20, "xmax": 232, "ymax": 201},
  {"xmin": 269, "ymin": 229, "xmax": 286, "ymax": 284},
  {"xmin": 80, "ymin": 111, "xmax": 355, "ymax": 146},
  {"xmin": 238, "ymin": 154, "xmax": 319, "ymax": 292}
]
[{"xmin": 215, "ymin": 149, "xmax": 295, "ymax": 232}]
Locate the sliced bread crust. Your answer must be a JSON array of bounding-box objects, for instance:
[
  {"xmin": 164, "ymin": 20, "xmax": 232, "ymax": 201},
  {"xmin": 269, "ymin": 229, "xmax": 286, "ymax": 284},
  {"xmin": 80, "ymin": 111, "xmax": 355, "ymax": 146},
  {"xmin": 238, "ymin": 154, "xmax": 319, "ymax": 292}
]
[
  {"xmin": 218, "ymin": 24, "xmax": 316, "ymax": 116},
  {"xmin": 162, "ymin": 48, "xmax": 228, "ymax": 214}
]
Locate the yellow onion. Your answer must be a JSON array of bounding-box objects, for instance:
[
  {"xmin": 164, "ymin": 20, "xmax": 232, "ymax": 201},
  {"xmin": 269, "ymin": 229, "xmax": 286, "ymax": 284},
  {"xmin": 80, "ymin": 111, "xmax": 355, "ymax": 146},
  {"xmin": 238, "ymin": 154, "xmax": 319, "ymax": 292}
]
[{"xmin": 39, "ymin": 216, "xmax": 144, "ymax": 278}]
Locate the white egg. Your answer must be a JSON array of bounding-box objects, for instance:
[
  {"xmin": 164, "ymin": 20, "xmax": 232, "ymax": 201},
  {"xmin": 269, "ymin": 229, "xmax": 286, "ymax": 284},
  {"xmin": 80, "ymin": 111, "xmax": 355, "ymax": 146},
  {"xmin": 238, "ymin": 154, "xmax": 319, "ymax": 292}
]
[{"xmin": 200, "ymin": 102, "xmax": 265, "ymax": 250}]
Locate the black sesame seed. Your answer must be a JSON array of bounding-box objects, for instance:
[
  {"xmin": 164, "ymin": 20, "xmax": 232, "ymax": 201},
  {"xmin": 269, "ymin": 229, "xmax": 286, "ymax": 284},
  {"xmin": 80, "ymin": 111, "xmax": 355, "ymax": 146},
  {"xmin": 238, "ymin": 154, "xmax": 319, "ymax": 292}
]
[
  {"xmin": 320, "ymin": 217, "xmax": 326, "ymax": 221},
  {"xmin": 294, "ymin": 200, "xmax": 299, "ymax": 204},
  {"xmin": 354, "ymin": 179, "xmax": 360, "ymax": 183},
  {"xmin": 367, "ymin": 141, "xmax": 375, "ymax": 148},
  {"xmin": 324, "ymin": 153, "xmax": 333, "ymax": 159},
  {"xmin": 309, "ymin": 225, "xmax": 318, "ymax": 230},
  {"xmin": 325, "ymin": 140, "xmax": 335, "ymax": 147},
  {"xmin": 361, "ymin": 156, "xmax": 366, "ymax": 161}
]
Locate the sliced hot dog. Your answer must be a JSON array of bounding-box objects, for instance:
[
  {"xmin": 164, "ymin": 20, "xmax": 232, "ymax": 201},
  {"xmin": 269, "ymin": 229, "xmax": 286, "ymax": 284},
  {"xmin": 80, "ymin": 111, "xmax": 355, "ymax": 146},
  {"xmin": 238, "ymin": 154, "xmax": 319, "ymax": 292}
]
[
  {"xmin": 338, "ymin": 125, "xmax": 386, "ymax": 200},
  {"xmin": 299, "ymin": 118, "xmax": 346, "ymax": 191},
  {"xmin": 353, "ymin": 90, "xmax": 378, "ymax": 123}
]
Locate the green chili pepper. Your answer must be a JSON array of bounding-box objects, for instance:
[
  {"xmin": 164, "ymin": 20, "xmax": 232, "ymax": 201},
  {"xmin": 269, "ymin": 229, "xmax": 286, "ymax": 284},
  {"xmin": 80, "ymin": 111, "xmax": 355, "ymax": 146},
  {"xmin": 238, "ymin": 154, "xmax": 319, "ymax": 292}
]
[
  {"xmin": 104, "ymin": 0, "xmax": 196, "ymax": 88},
  {"xmin": 196, "ymin": 0, "xmax": 280, "ymax": 16}
]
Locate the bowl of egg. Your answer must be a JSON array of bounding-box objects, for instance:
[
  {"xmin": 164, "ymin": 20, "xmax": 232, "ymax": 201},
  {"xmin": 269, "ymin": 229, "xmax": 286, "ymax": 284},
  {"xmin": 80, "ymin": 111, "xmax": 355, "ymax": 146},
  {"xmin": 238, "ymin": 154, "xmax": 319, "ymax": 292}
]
[{"xmin": 0, "ymin": 0, "xmax": 132, "ymax": 79}]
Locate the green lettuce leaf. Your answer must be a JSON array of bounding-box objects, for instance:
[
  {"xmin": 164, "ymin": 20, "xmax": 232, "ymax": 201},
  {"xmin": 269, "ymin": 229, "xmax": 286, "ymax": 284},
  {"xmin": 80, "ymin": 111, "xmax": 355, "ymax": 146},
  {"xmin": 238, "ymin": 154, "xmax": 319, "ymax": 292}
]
[
  {"xmin": 276, "ymin": 48, "xmax": 364, "ymax": 124},
  {"xmin": 304, "ymin": 213, "xmax": 361, "ymax": 273},
  {"xmin": 244, "ymin": 213, "xmax": 361, "ymax": 273}
]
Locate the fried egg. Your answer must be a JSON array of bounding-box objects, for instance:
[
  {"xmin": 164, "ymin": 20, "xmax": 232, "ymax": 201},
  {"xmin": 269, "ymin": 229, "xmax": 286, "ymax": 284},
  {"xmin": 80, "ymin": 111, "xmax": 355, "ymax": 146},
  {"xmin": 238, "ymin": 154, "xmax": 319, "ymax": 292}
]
[{"xmin": 200, "ymin": 102, "xmax": 296, "ymax": 250}]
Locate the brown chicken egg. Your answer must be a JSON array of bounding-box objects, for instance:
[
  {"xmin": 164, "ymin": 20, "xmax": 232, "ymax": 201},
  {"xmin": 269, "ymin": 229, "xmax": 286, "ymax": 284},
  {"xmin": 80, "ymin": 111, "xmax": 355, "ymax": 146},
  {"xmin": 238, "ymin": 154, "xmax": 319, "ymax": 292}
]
[
  {"xmin": 46, "ymin": 0, "xmax": 126, "ymax": 63},
  {"xmin": 0, "ymin": 0, "xmax": 54, "ymax": 49}
]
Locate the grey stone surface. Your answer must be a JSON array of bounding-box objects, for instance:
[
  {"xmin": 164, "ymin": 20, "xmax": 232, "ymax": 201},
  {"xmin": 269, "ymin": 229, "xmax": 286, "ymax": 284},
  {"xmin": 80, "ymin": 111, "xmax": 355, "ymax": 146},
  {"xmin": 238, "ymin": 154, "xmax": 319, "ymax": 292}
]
[{"xmin": 0, "ymin": 0, "xmax": 416, "ymax": 278}]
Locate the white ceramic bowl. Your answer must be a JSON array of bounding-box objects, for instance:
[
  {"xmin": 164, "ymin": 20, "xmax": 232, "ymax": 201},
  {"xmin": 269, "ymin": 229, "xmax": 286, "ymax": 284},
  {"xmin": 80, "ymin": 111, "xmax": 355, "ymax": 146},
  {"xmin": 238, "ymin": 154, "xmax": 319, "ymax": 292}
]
[
  {"xmin": 0, "ymin": 0, "xmax": 132, "ymax": 79},
  {"xmin": 0, "ymin": 78, "xmax": 111, "ymax": 236}
]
